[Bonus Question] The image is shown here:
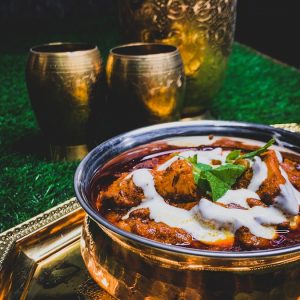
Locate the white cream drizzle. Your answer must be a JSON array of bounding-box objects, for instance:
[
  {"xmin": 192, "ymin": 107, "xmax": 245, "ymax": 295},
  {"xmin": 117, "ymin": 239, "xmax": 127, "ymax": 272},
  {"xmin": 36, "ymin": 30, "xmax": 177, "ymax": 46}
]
[
  {"xmin": 157, "ymin": 148, "xmax": 228, "ymax": 171},
  {"xmin": 247, "ymin": 157, "xmax": 268, "ymax": 192},
  {"xmin": 216, "ymin": 189, "xmax": 260, "ymax": 208},
  {"xmin": 120, "ymin": 147, "xmax": 300, "ymax": 244},
  {"xmin": 123, "ymin": 169, "xmax": 232, "ymax": 244},
  {"xmin": 275, "ymin": 150, "xmax": 283, "ymax": 163},
  {"xmin": 196, "ymin": 147, "xmax": 228, "ymax": 165},
  {"xmin": 157, "ymin": 150, "xmax": 198, "ymax": 171},
  {"xmin": 198, "ymin": 199, "xmax": 287, "ymax": 239},
  {"xmin": 274, "ymin": 167, "xmax": 300, "ymax": 215}
]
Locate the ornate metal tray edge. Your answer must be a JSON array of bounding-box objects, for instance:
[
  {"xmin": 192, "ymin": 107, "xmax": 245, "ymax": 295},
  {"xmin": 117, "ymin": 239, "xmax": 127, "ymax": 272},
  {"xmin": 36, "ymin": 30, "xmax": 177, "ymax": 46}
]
[{"xmin": 0, "ymin": 197, "xmax": 81, "ymax": 269}]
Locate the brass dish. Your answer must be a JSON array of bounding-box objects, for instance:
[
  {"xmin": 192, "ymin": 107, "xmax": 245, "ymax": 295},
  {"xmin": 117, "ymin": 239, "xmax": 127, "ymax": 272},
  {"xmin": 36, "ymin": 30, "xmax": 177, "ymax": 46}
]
[
  {"xmin": 75, "ymin": 121, "xmax": 300, "ymax": 299},
  {"xmin": 0, "ymin": 123, "xmax": 299, "ymax": 299},
  {"xmin": 82, "ymin": 216, "xmax": 300, "ymax": 299}
]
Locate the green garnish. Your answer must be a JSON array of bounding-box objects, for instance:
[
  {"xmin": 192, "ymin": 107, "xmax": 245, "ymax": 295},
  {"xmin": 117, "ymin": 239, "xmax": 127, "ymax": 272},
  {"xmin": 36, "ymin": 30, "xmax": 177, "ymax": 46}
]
[
  {"xmin": 184, "ymin": 155, "xmax": 246, "ymax": 201},
  {"xmin": 225, "ymin": 149, "xmax": 241, "ymax": 163},
  {"xmin": 226, "ymin": 138, "xmax": 275, "ymax": 162},
  {"xmin": 186, "ymin": 156, "xmax": 213, "ymax": 183},
  {"xmin": 181, "ymin": 139, "xmax": 274, "ymax": 201}
]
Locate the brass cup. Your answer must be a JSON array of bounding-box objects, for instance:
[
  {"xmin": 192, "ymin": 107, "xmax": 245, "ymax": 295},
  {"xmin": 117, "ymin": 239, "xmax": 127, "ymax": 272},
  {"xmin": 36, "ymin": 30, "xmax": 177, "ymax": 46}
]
[
  {"xmin": 26, "ymin": 42, "xmax": 104, "ymax": 161},
  {"xmin": 105, "ymin": 43, "xmax": 185, "ymax": 136}
]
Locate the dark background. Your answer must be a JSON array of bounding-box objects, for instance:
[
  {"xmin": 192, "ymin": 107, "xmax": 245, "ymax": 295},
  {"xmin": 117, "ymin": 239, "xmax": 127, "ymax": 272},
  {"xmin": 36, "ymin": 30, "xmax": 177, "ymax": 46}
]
[
  {"xmin": 0, "ymin": 0, "xmax": 299, "ymax": 68},
  {"xmin": 236, "ymin": 0, "xmax": 300, "ymax": 68}
]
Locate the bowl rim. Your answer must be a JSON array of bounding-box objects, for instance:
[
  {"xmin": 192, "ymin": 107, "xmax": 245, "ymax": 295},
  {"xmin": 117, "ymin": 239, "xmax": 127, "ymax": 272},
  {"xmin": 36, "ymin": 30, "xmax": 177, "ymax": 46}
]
[
  {"xmin": 109, "ymin": 42, "xmax": 179, "ymax": 59},
  {"xmin": 29, "ymin": 42, "xmax": 99, "ymax": 56},
  {"xmin": 74, "ymin": 120, "xmax": 300, "ymax": 259}
]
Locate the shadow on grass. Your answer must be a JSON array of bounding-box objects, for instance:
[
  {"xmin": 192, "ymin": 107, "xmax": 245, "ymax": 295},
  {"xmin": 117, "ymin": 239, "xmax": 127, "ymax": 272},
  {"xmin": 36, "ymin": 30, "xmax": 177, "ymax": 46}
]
[{"xmin": 12, "ymin": 130, "xmax": 50, "ymax": 160}]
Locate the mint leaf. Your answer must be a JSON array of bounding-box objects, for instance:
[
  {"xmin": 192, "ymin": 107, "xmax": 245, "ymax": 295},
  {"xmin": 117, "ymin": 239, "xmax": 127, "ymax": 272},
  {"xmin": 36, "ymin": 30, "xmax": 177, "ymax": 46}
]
[
  {"xmin": 194, "ymin": 163, "xmax": 213, "ymax": 172},
  {"xmin": 210, "ymin": 164, "xmax": 246, "ymax": 187},
  {"xmin": 185, "ymin": 155, "xmax": 197, "ymax": 165},
  {"xmin": 225, "ymin": 139, "xmax": 275, "ymax": 162},
  {"xmin": 183, "ymin": 153, "xmax": 246, "ymax": 201},
  {"xmin": 204, "ymin": 171, "xmax": 231, "ymax": 201},
  {"xmin": 239, "ymin": 139, "xmax": 275, "ymax": 159},
  {"xmin": 192, "ymin": 163, "xmax": 212, "ymax": 184},
  {"xmin": 198, "ymin": 164, "xmax": 246, "ymax": 201},
  {"xmin": 225, "ymin": 150, "xmax": 241, "ymax": 163},
  {"xmin": 197, "ymin": 172, "xmax": 211, "ymax": 194},
  {"xmin": 183, "ymin": 155, "xmax": 212, "ymax": 183},
  {"xmin": 185, "ymin": 156, "xmax": 212, "ymax": 171}
]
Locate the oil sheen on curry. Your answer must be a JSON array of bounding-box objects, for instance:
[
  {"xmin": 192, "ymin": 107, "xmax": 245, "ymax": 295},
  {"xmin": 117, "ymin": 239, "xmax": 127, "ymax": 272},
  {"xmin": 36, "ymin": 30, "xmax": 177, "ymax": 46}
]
[{"xmin": 94, "ymin": 137, "xmax": 300, "ymax": 251}]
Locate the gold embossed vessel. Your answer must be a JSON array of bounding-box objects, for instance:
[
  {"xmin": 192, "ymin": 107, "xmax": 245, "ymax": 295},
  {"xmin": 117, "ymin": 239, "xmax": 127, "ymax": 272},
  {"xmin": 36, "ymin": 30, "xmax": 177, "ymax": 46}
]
[
  {"xmin": 75, "ymin": 121, "xmax": 300, "ymax": 299},
  {"xmin": 118, "ymin": 0, "xmax": 237, "ymax": 116},
  {"xmin": 26, "ymin": 42, "xmax": 103, "ymax": 161},
  {"xmin": 105, "ymin": 43, "xmax": 185, "ymax": 136}
]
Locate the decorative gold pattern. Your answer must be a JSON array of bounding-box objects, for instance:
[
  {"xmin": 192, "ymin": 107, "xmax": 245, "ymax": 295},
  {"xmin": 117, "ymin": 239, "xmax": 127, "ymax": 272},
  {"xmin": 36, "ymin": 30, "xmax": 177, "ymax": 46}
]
[
  {"xmin": 118, "ymin": 0, "xmax": 237, "ymax": 115},
  {"xmin": 0, "ymin": 197, "xmax": 80, "ymax": 269},
  {"xmin": 272, "ymin": 123, "xmax": 300, "ymax": 133}
]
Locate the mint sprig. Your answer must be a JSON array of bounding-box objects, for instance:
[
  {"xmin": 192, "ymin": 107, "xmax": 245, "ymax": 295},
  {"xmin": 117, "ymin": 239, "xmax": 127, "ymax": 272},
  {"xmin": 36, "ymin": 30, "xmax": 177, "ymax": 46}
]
[
  {"xmin": 184, "ymin": 155, "xmax": 246, "ymax": 201},
  {"xmin": 225, "ymin": 149, "xmax": 241, "ymax": 163},
  {"xmin": 226, "ymin": 139, "xmax": 275, "ymax": 163},
  {"xmin": 182, "ymin": 139, "xmax": 274, "ymax": 201}
]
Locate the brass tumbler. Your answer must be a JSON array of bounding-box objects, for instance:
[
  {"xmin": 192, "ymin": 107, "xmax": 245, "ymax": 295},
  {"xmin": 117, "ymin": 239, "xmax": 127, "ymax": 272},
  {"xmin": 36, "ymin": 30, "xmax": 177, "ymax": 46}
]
[
  {"xmin": 26, "ymin": 42, "xmax": 104, "ymax": 161},
  {"xmin": 105, "ymin": 43, "xmax": 185, "ymax": 136}
]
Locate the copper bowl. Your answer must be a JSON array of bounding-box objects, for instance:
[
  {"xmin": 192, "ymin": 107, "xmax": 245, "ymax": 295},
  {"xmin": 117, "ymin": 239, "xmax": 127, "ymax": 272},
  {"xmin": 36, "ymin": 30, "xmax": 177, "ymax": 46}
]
[{"xmin": 74, "ymin": 121, "xmax": 300, "ymax": 299}]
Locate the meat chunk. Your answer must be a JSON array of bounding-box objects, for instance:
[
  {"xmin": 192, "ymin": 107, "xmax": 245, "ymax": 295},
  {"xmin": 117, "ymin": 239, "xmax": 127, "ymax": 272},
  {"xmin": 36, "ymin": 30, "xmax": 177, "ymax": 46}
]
[
  {"xmin": 167, "ymin": 201, "xmax": 198, "ymax": 210},
  {"xmin": 257, "ymin": 150, "xmax": 285, "ymax": 204},
  {"xmin": 97, "ymin": 174, "xmax": 144, "ymax": 209},
  {"xmin": 98, "ymin": 159, "xmax": 197, "ymax": 209},
  {"xmin": 131, "ymin": 219, "xmax": 192, "ymax": 245},
  {"xmin": 281, "ymin": 159, "xmax": 300, "ymax": 191},
  {"xmin": 128, "ymin": 208, "xmax": 150, "ymax": 220},
  {"xmin": 234, "ymin": 168, "xmax": 253, "ymax": 189},
  {"xmin": 154, "ymin": 159, "xmax": 198, "ymax": 202},
  {"xmin": 232, "ymin": 159, "xmax": 253, "ymax": 189},
  {"xmin": 246, "ymin": 198, "xmax": 266, "ymax": 208},
  {"xmin": 109, "ymin": 208, "xmax": 192, "ymax": 245},
  {"xmin": 235, "ymin": 227, "xmax": 272, "ymax": 250}
]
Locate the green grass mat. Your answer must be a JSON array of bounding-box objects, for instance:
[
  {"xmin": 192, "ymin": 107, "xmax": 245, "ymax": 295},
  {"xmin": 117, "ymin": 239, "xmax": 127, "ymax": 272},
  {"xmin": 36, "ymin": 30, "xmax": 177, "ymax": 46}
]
[{"xmin": 1, "ymin": 34, "xmax": 300, "ymax": 232}]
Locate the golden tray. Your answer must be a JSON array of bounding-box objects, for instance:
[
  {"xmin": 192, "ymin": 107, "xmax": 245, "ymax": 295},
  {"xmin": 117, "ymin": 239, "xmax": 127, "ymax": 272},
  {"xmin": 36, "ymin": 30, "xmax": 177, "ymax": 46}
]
[
  {"xmin": 0, "ymin": 198, "xmax": 112, "ymax": 299},
  {"xmin": 0, "ymin": 123, "xmax": 299, "ymax": 300}
]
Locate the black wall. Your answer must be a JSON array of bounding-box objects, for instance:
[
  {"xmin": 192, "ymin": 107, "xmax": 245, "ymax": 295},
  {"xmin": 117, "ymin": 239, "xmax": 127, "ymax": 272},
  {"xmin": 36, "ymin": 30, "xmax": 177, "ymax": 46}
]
[
  {"xmin": 0, "ymin": 0, "xmax": 299, "ymax": 68},
  {"xmin": 236, "ymin": 0, "xmax": 300, "ymax": 68}
]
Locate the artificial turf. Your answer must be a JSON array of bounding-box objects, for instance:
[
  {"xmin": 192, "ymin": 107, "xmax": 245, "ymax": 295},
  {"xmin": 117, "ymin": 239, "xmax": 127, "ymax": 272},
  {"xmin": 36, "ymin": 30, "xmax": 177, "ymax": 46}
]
[{"xmin": 1, "ymin": 18, "xmax": 300, "ymax": 232}]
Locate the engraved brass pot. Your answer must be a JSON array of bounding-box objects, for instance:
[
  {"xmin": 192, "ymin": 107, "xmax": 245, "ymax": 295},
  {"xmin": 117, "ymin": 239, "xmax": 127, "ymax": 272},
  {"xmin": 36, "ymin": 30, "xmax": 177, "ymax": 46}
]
[
  {"xmin": 105, "ymin": 43, "xmax": 185, "ymax": 136},
  {"xmin": 26, "ymin": 42, "xmax": 104, "ymax": 161},
  {"xmin": 75, "ymin": 121, "xmax": 300, "ymax": 299},
  {"xmin": 118, "ymin": 0, "xmax": 237, "ymax": 116}
]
